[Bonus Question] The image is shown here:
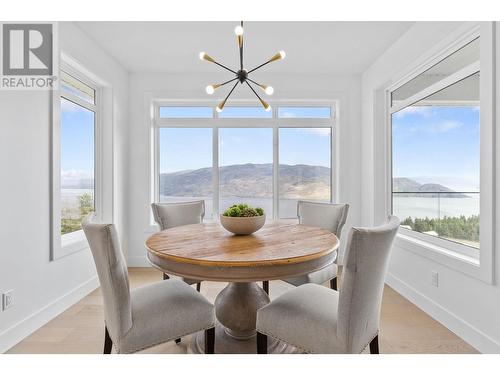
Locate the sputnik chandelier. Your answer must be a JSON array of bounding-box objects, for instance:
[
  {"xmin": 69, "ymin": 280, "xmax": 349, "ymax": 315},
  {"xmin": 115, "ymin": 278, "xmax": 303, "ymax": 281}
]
[{"xmin": 199, "ymin": 21, "xmax": 286, "ymax": 112}]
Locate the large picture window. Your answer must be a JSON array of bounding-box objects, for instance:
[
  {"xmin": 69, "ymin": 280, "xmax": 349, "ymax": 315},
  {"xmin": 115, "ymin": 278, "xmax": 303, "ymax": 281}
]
[
  {"xmin": 390, "ymin": 38, "xmax": 480, "ymax": 252},
  {"xmin": 154, "ymin": 105, "xmax": 335, "ymax": 220}
]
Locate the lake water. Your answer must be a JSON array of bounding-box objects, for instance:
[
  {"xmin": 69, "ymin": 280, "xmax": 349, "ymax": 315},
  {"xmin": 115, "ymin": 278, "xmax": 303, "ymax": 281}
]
[
  {"xmin": 61, "ymin": 189, "xmax": 94, "ymax": 218},
  {"xmin": 392, "ymin": 194, "xmax": 479, "ymax": 220},
  {"xmin": 63, "ymin": 190, "xmax": 479, "ymax": 222},
  {"xmin": 161, "ymin": 194, "xmax": 480, "ymax": 221}
]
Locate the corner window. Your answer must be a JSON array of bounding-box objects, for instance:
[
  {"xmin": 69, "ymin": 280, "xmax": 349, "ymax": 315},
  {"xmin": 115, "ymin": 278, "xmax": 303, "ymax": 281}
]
[{"xmin": 390, "ymin": 38, "xmax": 480, "ymax": 254}]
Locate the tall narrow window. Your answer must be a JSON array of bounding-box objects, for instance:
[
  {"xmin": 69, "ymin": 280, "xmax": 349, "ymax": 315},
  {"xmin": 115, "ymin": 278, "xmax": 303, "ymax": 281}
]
[
  {"xmin": 391, "ymin": 38, "xmax": 480, "ymax": 251},
  {"xmin": 60, "ymin": 71, "xmax": 97, "ymax": 236},
  {"xmin": 159, "ymin": 128, "xmax": 213, "ymax": 218},
  {"xmin": 219, "ymin": 128, "xmax": 273, "ymax": 216},
  {"xmin": 279, "ymin": 128, "xmax": 331, "ymax": 218}
]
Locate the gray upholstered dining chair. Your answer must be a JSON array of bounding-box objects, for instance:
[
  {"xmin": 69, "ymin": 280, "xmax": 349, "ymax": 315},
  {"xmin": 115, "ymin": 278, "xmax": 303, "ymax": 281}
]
[
  {"xmin": 256, "ymin": 216, "xmax": 400, "ymax": 354},
  {"xmin": 82, "ymin": 214, "xmax": 215, "ymax": 354},
  {"xmin": 151, "ymin": 201, "xmax": 205, "ymax": 292},
  {"xmin": 280, "ymin": 201, "xmax": 349, "ymax": 291}
]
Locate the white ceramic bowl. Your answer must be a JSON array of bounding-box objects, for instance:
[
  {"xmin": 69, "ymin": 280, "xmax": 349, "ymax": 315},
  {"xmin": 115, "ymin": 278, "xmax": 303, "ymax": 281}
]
[{"xmin": 219, "ymin": 214, "xmax": 266, "ymax": 235}]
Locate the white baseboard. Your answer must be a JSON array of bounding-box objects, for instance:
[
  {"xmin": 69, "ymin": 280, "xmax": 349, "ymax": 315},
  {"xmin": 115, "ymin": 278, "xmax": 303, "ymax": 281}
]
[
  {"xmin": 127, "ymin": 256, "xmax": 151, "ymax": 267},
  {"xmin": 386, "ymin": 272, "xmax": 500, "ymax": 353},
  {"xmin": 0, "ymin": 276, "xmax": 99, "ymax": 353}
]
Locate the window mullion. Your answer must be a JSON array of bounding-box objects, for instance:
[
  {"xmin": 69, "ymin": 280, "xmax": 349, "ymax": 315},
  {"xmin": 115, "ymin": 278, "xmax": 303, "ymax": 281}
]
[
  {"xmin": 60, "ymin": 92, "xmax": 97, "ymax": 113},
  {"xmin": 213, "ymin": 126, "xmax": 219, "ymax": 220},
  {"xmin": 273, "ymin": 126, "xmax": 279, "ymax": 220},
  {"xmin": 390, "ymin": 61, "xmax": 480, "ymax": 114}
]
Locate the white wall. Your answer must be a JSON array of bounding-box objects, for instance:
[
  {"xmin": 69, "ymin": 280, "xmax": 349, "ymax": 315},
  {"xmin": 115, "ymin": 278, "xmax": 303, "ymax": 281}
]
[
  {"xmin": 361, "ymin": 21, "xmax": 500, "ymax": 353},
  {"xmin": 126, "ymin": 72, "xmax": 362, "ymax": 266},
  {"xmin": 0, "ymin": 22, "xmax": 129, "ymax": 352}
]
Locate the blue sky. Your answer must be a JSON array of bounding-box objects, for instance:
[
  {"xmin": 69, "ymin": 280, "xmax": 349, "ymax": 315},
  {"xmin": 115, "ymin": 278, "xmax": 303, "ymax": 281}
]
[
  {"xmin": 158, "ymin": 106, "xmax": 332, "ymax": 173},
  {"xmin": 392, "ymin": 105, "xmax": 480, "ymax": 191},
  {"xmin": 60, "ymin": 98, "xmax": 94, "ymax": 184}
]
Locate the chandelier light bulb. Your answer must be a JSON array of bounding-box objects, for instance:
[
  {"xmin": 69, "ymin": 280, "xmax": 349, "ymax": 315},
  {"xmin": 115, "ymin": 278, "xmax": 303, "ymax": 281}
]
[
  {"xmin": 265, "ymin": 86, "xmax": 274, "ymax": 95},
  {"xmin": 269, "ymin": 50, "xmax": 287, "ymax": 63},
  {"xmin": 264, "ymin": 104, "xmax": 271, "ymax": 112},
  {"xmin": 199, "ymin": 52, "xmax": 215, "ymax": 63},
  {"xmin": 234, "ymin": 25, "xmax": 244, "ymax": 36},
  {"xmin": 206, "ymin": 85, "xmax": 215, "ymax": 95},
  {"xmin": 215, "ymin": 105, "xmax": 223, "ymax": 113}
]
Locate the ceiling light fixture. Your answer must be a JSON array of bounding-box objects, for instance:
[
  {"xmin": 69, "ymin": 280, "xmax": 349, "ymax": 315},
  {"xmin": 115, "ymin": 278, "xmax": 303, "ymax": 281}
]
[{"xmin": 199, "ymin": 21, "xmax": 285, "ymax": 112}]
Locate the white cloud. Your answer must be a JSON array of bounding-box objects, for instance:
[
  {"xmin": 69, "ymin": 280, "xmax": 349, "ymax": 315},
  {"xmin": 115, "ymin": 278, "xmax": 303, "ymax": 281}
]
[
  {"xmin": 393, "ymin": 106, "xmax": 433, "ymax": 119},
  {"xmin": 61, "ymin": 169, "xmax": 92, "ymax": 181},
  {"xmin": 398, "ymin": 120, "xmax": 462, "ymax": 134},
  {"xmin": 61, "ymin": 98, "xmax": 85, "ymax": 113},
  {"xmin": 432, "ymin": 120, "xmax": 461, "ymax": 133},
  {"xmin": 306, "ymin": 128, "xmax": 331, "ymax": 136},
  {"xmin": 280, "ymin": 111, "xmax": 297, "ymax": 118}
]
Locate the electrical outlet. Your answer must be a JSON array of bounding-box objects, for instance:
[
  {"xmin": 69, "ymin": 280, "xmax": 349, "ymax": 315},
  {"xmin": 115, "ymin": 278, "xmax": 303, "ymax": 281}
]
[
  {"xmin": 2, "ymin": 290, "xmax": 14, "ymax": 310},
  {"xmin": 431, "ymin": 271, "xmax": 439, "ymax": 287}
]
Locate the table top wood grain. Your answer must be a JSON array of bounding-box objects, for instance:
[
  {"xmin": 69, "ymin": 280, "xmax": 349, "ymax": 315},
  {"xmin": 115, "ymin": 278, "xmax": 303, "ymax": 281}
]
[{"xmin": 145, "ymin": 222, "xmax": 339, "ymax": 268}]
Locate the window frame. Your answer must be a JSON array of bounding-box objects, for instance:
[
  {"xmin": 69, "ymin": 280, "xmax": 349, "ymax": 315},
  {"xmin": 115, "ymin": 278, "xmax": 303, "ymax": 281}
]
[
  {"xmin": 151, "ymin": 100, "xmax": 337, "ymax": 222},
  {"xmin": 51, "ymin": 60, "xmax": 103, "ymax": 260},
  {"xmin": 384, "ymin": 23, "xmax": 494, "ymax": 283}
]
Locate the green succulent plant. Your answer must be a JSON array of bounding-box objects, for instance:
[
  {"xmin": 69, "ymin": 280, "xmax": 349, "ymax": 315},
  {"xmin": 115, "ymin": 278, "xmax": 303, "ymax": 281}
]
[{"xmin": 223, "ymin": 203, "xmax": 264, "ymax": 217}]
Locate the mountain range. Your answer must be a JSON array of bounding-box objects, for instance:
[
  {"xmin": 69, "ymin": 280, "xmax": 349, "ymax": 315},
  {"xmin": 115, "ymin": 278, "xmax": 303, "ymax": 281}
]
[
  {"xmin": 392, "ymin": 177, "xmax": 468, "ymax": 197},
  {"xmin": 62, "ymin": 165, "xmax": 467, "ymax": 199},
  {"xmin": 159, "ymin": 163, "xmax": 330, "ymax": 199}
]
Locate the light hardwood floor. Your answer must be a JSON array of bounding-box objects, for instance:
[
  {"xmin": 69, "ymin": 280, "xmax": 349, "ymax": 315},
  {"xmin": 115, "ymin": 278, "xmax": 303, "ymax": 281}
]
[{"xmin": 7, "ymin": 267, "xmax": 477, "ymax": 354}]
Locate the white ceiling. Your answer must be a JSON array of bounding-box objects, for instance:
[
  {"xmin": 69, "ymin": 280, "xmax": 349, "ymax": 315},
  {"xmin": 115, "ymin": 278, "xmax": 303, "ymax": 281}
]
[{"xmin": 75, "ymin": 21, "xmax": 413, "ymax": 75}]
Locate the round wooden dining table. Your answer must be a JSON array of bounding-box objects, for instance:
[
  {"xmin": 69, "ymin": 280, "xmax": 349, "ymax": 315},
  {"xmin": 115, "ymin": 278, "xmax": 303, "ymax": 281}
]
[{"xmin": 145, "ymin": 221, "xmax": 339, "ymax": 354}]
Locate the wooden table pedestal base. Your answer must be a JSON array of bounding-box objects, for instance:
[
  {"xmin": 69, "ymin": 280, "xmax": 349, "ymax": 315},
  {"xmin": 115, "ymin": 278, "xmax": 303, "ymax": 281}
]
[
  {"xmin": 190, "ymin": 282, "xmax": 300, "ymax": 353},
  {"xmin": 190, "ymin": 321, "xmax": 300, "ymax": 354}
]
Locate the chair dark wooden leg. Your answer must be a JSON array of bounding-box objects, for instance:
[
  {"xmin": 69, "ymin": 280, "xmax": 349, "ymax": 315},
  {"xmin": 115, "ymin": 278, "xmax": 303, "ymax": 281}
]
[
  {"xmin": 204, "ymin": 327, "xmax": 215, "ymax": 354},
  {"xmin": 369, "ymin": 335, "xmax": 379, "ymax": 354},
  {"xmin": 103, "ymin": 326, "xmax": 113, "ymax": 354},
  {"xmin": 262, "ymin": 281, "xmax": 269, "ymax": 295},
  {"xmin": 330, "ymin": 277, "xmax": 337, "ymax": 291},
  {"xmin": 175, "ymin": 338, "xmax": 181, "ymax": 344},
  {"xmin": 257, "ymin": 332, "xmax": 267, "ymax": 354},
  {"xmin": 163, "ymin": 273, "xmax": 169, "ymax": 280},
  {"xmin": 196, "ymin": 282, "xmax": 201, "ymax": 292}
]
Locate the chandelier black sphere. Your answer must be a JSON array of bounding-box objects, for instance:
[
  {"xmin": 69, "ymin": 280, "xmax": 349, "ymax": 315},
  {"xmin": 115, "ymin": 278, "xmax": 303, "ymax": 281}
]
[
  {"xmin": 199, "ymin": 21, "xmax": 286, "ymax": 112},
  {"xmin": 237, "ymin": 69, "xmax": 248, "ymax": 83}
]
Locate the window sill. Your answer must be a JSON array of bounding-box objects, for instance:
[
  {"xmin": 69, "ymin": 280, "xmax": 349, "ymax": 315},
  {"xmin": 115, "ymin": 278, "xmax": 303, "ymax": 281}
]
[
  {"xmin": 58, "ymin": 230, "xmax": 89, "ymax": 259},
  {"xmin": 394, "ymin": 231, "xmax": 492, "ymax": 283}
]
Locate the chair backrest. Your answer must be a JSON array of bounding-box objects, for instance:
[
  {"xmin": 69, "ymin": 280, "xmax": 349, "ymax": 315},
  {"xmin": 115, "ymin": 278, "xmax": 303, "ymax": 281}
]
[
  {"xmin": 82, "ymin": 214, "xmax": 132, "ymax": 342},
  {"xmin": 297, "ymin": 201, "xmax": 349, "ymax": 237},
  {"xmin": 337, "ymin": 216, "xmax": 400, "ymax": 353},
  {"xmin": 151, "ymin": 200, "xmax": 205, "ymax": 230}
]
